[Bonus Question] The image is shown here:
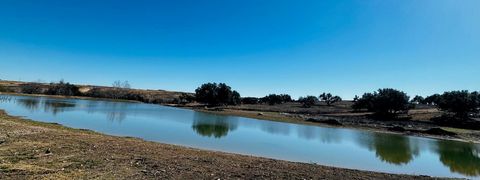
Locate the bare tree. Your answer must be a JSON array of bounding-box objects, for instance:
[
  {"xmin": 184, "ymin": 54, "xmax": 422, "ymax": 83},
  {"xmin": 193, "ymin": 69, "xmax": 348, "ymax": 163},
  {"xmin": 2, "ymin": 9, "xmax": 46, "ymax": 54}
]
[
  {"xmin": 112, "ymin": 80, "xmax": 131, "ymax": 89},
  {"xmin": 319, "ymin": 92, "xmax": 342, "ymax": 106},
  {"xmin": 110, "ymin": 80, "xmax": 131, "ymax": 99}
]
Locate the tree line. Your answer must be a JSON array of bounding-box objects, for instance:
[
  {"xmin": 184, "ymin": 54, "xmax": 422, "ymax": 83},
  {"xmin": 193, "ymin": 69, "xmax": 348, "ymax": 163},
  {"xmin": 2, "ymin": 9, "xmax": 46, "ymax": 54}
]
[
  {"xmin": 5, "ymin": 81, "xmax": 479, "ymax": 121},
  {"xmin": 13, "ymin": 80, "xmax": 150, "ymax": 103},
  {"xmin": 19, "ymin": 80, "xmax": 81, "ymax": 96},
  {"xmin": 194, "ymin": 83, "xmax": 479, "ymax": 123}
]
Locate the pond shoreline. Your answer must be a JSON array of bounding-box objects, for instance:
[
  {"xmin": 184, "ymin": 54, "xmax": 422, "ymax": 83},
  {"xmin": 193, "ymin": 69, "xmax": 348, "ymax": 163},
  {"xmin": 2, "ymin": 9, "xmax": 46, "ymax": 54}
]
[
  {"xmin": 2, "ymin": 92, "xmax": 479, "ymax": 144},
  {"xmin": 176, "ymin": 106, "xmax": 480, "ymax": 144},
  {"xmin": 0, "ymin": 110, "xmax": 440, "ymax": 179}
]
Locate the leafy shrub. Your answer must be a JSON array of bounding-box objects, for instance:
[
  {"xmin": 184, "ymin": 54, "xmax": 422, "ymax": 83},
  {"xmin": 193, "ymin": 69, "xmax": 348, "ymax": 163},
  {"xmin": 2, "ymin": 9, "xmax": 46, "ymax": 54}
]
[
  {"xmin": 231, "ymin": 91, "xmax": 241, "ymax": 105},
  {"xmin": 195, "ymin": 83, "xmax": 241, "ymax": 106},
  {"xmin": 260, "ymin": 94, "xmax": 292, "ymax": 105},
  {"xmin": 45, "ymin": 80, "xmax": 80, "ymax": 96},
  {"xmin": 298, "ymin": 96, "xmax": 318, "ymax": 108},
  {"xmin": 0, "ymin": 86, "xmax": 4, "ymax": 92},
  {"xmin": 352, "ymin": 88, "xmax": 410, "ymax": 116},
  {"xmin": 437, "ymin": 91, "xmax": 479, "ymax": 118},
  {"xmin": 352, "ymin": 93, "xmax": 375, "ymax": 111},
  {"xmin": 319, "ymin": 93, "xmax": 342, "ymax": 106},
  {"xmin": 176, "ymin": 93, "xmax": 196, "ymax": 105},
  {"xmin": 0, "ymin": 85, "xmax": 12, "ymax": 92},
  {"xmin": 20, "ymin": 83, "xmax": 44, "ymax": 94},
  {"xmin": 85, "ymin": 87, "xmax": 144, "ymax": 101},
  {"xmin": 424, "ymin": 94, "xmax": 441, "ymax": 105},
  {"xmin": 411, "ymin": 95, "xmax": 425, "ymax": 104},
  {"xmin": 241, "ymin": 97, "xmax": 259, "ymax": 104}
]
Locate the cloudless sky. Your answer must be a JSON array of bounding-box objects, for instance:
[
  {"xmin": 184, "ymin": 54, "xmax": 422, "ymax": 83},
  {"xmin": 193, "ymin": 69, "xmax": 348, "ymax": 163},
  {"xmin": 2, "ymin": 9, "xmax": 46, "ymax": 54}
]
[{"xmin": 0, "ymin": 0, "xmax": 479, "ymax": 99}]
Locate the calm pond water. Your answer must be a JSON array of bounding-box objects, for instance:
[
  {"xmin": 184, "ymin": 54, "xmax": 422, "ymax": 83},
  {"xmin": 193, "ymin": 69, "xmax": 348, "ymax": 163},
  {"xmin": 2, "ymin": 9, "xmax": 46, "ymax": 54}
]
[{"xmin": 0, "ymin": 94, "xmax": 479, "ymax": 178}]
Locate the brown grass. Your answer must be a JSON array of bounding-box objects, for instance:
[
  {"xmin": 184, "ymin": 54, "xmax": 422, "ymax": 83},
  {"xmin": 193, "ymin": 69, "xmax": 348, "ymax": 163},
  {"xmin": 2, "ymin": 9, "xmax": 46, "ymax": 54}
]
[{"xmin": 0, "ymin": 111, "xmax": 439, "ymax": 179}]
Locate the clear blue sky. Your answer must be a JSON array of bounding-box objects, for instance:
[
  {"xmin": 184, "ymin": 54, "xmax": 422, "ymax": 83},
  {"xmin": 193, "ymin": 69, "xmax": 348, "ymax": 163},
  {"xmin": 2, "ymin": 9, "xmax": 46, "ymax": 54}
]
[{"xmin": 1, "ymin": 0, "xmax": 479, "ymax": 99}]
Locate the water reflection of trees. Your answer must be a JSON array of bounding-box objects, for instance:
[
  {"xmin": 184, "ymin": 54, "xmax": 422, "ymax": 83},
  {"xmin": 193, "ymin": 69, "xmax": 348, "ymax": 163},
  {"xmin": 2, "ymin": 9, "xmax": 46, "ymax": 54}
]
[
  {"xmin": 436, "ymin": 141, "xmax": 480, "ymax": 177},
  {"xmin": 16, "ymin": 98, "xmax": 41, "ymax": 111},
  {"xmin": 358, "ymin": 133, "xmax": 419, "ymax": 165},
  {"xmin": 296, "ymin": 125, "xmax": 342, "ymax": 143},
  {"xmin": 0, "ymin": 95, "xmax": 12, "ymax": 103},
  {"xmin": 14, "ymin": 97, "xmax": 77, "ymax": 115},
  {"xmin": 192, "ymin": 113, "xmax": 238, "ymax": 138},
  {"xmin": 104, "ymin": 102, "xmax": 128, "ymax": 122},
  {"xmin": 259, "ymin": 122, "xmax": 291, "ymax": 136},
  {"xmin": 84, "ymin": 100, "xmax": 128, "ymax": 122},
  {"xmin": 106, "ymin": 110, "xmax": 127, "ymax": 122},
  {"xmin": 43, "ymin": 100, "xmax": 76, "ymax": 115}
]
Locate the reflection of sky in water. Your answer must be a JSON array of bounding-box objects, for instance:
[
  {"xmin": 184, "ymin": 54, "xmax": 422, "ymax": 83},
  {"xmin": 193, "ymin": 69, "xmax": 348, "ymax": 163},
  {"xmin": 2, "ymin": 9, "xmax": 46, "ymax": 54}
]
[{"xmin": 0, "ymin": 94, "xmax": 479, "ymax": 178}]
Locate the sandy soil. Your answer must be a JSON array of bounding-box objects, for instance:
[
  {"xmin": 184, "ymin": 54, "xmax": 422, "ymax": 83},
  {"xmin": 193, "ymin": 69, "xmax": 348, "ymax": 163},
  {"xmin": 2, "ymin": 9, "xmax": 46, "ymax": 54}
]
[{"xmin": 0, "ymin": 111, "xmax": 440, "ymax": 180}]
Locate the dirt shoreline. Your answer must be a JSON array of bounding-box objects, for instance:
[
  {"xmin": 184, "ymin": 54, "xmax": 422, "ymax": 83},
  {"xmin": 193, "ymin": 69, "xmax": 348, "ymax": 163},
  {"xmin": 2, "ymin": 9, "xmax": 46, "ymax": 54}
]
[{"xmin": 0, "ymin": 110, "xmax": 443, "ymax": 179}]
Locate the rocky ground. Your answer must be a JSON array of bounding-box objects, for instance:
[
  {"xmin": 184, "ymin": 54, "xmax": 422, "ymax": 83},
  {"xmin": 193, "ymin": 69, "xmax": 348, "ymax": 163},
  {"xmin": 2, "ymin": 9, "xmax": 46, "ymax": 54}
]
[{"xmin": 0, "ymin": 111, "xmax": 440, "ymax": 180}]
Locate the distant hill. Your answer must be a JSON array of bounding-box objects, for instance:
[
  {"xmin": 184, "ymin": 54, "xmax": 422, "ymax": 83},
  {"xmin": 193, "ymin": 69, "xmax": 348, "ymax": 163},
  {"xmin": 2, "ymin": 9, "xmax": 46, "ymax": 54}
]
[{"xmin": 0, "ymin": 80, "xmax": 191, "ymax": 104}]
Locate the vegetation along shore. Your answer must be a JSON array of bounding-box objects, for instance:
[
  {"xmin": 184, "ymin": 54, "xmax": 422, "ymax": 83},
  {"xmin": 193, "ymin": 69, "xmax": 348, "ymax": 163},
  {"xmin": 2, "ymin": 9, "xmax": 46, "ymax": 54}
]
[{"xmin": 2, "ymin": 80, "xmax": 478, "ymax": 143}]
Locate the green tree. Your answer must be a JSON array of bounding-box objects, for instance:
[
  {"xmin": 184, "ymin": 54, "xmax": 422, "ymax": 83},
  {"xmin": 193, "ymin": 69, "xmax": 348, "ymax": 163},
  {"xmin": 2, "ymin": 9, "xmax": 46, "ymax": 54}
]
[
  {"xmin": 352, "ymin": 92, "xmax": 375, "ymax": 111},
  {"xmin": 45, "ymin": 80, "xmax": 80, "ymax": 96},
  {"xmin": 195, "ymin": 83, "xmax": 241, "ymax": 106},
  {"xmin": 352, "ymin": 88, "xmax": 410, "ymax": 116},
  {"xmin": 195, "ymin": 83, "xmax": 218, "ymax": 105},
  {"xmin": 298, "ymin": 96, "xmax": 318, "ymax": 108},
  {"xmin": 231, "ymin": 90, "xmax": 241, "ymax": 105},
  {"xmin": 353, "ymin": 95, "xmax": 359, "ymax": 102},
  {"xmin": 411, "ymin": 95, "xmax": 425, "ymax": 104},
  {"xmin": 20, "ymin": 83, "xmax": 44, "ymax": 94},
  {"xmin": 260, "ymin": 94, "xmax": 291, "ymax": 105},
  {"xmin": 0, "ymin": 85, "xmax": 12, "ymax": 92},
  {"xmin": 424, "ymin": 94, "xmax": 441, "ymax": 105},
  {"xmin": 319, "ymin": 93, "xmax": 342, "ymax": 106},
  {"xmin": 241, "ymin": 97, "xmax": 260, "ymax": 104},
  {"xmin": 437, "ymin": 91, "xmax": 479, "ymax": 118}
]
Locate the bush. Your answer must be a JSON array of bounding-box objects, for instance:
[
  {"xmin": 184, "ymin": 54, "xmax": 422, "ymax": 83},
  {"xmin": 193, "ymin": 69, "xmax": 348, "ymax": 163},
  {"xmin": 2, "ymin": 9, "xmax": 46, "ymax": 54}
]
[
  {"xmin": 45, "ymin": 80, "xmax": 80, "ymax": 96},
  {"xmin": 353, "ymin": 95, "xmax": 360, "ymax": 102},
  {"xmin": 411, "ymin": 95, "xmax": 425, "ymax": 104},
  {"xmin": 20, "ymin": 83, "xmax": 44, "ymax": 94},
  {"xmin": 0, "ymin": 85, "xmax": 12, "ymax": 93},
  {"xmin": 280, "ymin": 94, "xmax": 293, "ymax": 103},
  {"xmin": 231, "ymin": 91, "xmax": 241, "ymax": 105},
  {"xmin": 424, "ymin": 94, "xmax": 441, "ymax": 105},
  {"xmin": 352, "ymin": 88, "xmax": 410, "ymax": 116},
  {"xmin": 109, "ymin": 81, "xmax": 132, "ymax": 99},
  {"xmin": 319, "ymin": 93, "xmax": 342, "ymax": 106},
  {"xmin": 437, "ymin": 91, "xmax": 479, "ymax": 118},
  {"xmin": 176, "ymin": 93, "xmax": 196, "ymax": 105},
  {"xmin": 85, "ymin": 87, "xmax": 147, "ymax": 101},
  {"xmin": 298, "ymin": 96, "xmax": 318, "ymax": 108},
  {"xmin": 195, "ymin": 83, "xmax": 241, "ymax": 106},
  {"xmin": 260, "ymin": 94, "xmax": 292, "ymax": 105},
  {"xmin": 241, "ymin": 97, "xmax": 259, "ymax": 104},
  {"xmin": 352, "ymin": 93, "xmax": 375, "ymax": 111}
]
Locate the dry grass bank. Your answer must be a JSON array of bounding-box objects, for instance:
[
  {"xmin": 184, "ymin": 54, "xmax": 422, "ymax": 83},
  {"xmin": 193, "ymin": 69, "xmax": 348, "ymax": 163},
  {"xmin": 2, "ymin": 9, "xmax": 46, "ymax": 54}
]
[{"xmin": 0, "ymin": 111, "xmax": 438, "ymax": 179}]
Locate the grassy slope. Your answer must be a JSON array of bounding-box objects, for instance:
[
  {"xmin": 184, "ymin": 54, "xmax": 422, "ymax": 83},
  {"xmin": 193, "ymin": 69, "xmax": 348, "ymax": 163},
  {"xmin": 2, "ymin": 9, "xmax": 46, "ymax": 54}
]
[{"xmin": 0, "ymin": 80, "xmax": 187, "ymax": 103}]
